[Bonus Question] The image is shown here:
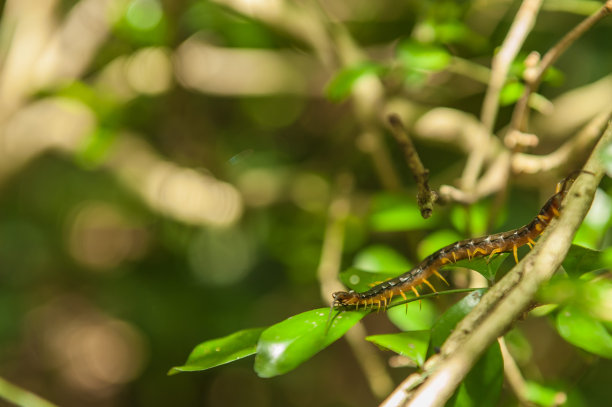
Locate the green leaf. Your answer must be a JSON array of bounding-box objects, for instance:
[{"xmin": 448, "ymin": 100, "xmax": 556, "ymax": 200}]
[
  {"xmin": 417, "ymin": 230, "xmax": 462, "ymax": 259},
  {"xmin": 254, "ymin": 308, "xmax": 366, "ymax": 377},
  {"xmin": 556, "ymin": 305, "xmax": 612, "ymax": 358},
  {"xmin": 525, "ymin": 381, "xmax": 565, "ymax": 407},
  {"xmin": 542, "ymin": 66, "xmax": 565, "ymax": 86},
  {"xmin": 366, "ymin": 331, "xmax": 430, "ymax": 367},
  {"xmin": 397, "ymin": 41, "xmax": 451, "ymax": 71},
  {"xmin": 338, "ymin": 267, "xmax": 400, "ymax": 292},
  {"xmin": 387, "ymin": 299, "xmax": 438, "ymax": 331},
  {"xmin": 499, "ymin": 81, "xmax": 525, "ymax": 106},
  {"xmin": 76, "ymin": 128, "xmax": 118, "ymax": 169},
  {"xmin": 370, "ymin": 193, "xmax": 439, "ymax": 232},
  {"xmin": 562, "ymin": 244, "xmax": 605, "ymax": 278},
  {"xmin": 168, "ymin": 327, "xmax": 265, "ymax": 375},
  {"xmin": 325, "ymin": 62, "xmax": 382, "ymax": 102},
  {"xmin": 447, "ymin": 343, "xmax": 503, "ymax": 407},
  {"xmin": 430, "ymin": 289, "xmax": 487, "ymax": 349},
  {"xmin": 430, "ymin": 289, "xmax": 503, "ymax": 407},
  {"xmin": 353, "ymin": 244, "xmax": 411, "ymax": 273}
]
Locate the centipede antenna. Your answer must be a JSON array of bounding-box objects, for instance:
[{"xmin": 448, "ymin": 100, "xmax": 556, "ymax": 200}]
[{"xmin": 325, "ymin": 301, "xmax": 336, "ymax": 334}]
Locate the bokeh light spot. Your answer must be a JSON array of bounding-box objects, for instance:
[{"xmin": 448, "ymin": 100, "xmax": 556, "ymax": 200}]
[{"xmin": 126, "ymin": 0, "xmax": 163, "ymax": 31}]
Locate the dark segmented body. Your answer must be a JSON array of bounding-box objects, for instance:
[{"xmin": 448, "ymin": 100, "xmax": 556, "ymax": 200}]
[{"xmin": 332, "ymin": 175, "xmax": 578, "ymax": 311}]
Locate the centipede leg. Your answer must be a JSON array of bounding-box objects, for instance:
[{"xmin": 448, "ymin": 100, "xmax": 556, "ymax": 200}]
[
  {"xmin": 487, "ymin": 248, "xmax": 501, "ymax": 263},
  {"xmin": 432, "ymin": 269, "xmax": 449, "ymax": 286},
  {"xmin": 423, "ymin": 278, "xmax": 436, "ymax": 293},
  {"xmin": 513, "ymin": 245, "xmax": 519, "ymax": 264}
]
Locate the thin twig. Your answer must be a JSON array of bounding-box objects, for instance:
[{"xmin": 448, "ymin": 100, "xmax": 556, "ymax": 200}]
[
  {"xmin": 387, "ymin": 114, "xmax": 438, "ymax": 218},
  {"xmin": 382, "ymin": 119, "xmax": 610, "ymax": 407},
  {"xmin": 481, "ymin": 0, "xmax": 543, "ymax": 134},
  {"xmin": 509, "ymin": 0, "xmax": 612, "ymax": 133},
  {"xmin": 498, "ymin": 337, "xmax": 534, "ymax": 406},
  {"xmin": 316, "ymin": 174, "xmax": 394, "ymax": 399},
  {"xmin": 465, "ymin": 0, "xmax": 543, "ymax": 194}
]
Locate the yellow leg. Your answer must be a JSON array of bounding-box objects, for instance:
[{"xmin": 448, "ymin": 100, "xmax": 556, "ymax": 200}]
[
  {"xmin": 399, "ymin": 290, "xmax": 407, "ymax": 300},
  {"xmin": 552, "ymin": 206, "xmax": 560, "ymax": 217},
  {"xmin": 527, "ymin": 237, "xmax": 536, "ymax": 246},
  {"xmin": 452, "ymin": 252, "xmax": 458, "ymax": 263},
  {"xmin": 433, "ymin": 269, "xmax": 449, "ymax": 286},
  {"xmin": 473, "ymin": 247, "xmax": 487, "ymax": 256},
  {"xmin": 411, "ymin": 286, "xmax": 420, "ymax": 297},
  {"xmin": 423, "ymin": 278, "xmax": 436, "ymax": 293},
  {"xmin": 466, "ymin": 249, "xmax": 472, "ymax": 261},
  {"xmin": 513, "ymin": 245, "xmax": 519, "ymax": 264},
  {"xmin": 487, "ymin": 247, "xmax": 501, "ymax": 262}
]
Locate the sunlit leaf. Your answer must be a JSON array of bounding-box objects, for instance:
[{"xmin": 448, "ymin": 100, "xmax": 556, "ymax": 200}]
[
  {"xmin": 325, "ymin": 63, "xmax": 382, "ymax": 102},
  {"xmin": 499, "ymin": 81, "xmax": 525, "ymax": 106},
  {"xmin": 254, "ymin": 308, "xmax": 366, "ymax": 377},
  {"xmin": 370, "ymin": 193, "xmax": 439, "ymax": 232},
  {"xmin": 168, "ymin": 327, "xmax": 265, "ymax": 375},
  {"xmin": 525, "ymin": 381, "xmax": 565, "ymax": 407},
  {"xmin": 387, "ymin": 299, "xmax": 438, "ymax": 331},
  {"xmin": 397, "ymin": 41, "xmax": 451, "ymax": 71},
  {"xmin": 417, "ymin": 230, "xmax": 462, "ymax": 259},
  {"xmin": 338, "ymin": 267, "xmax": 400, "ymax": 292},
  {"xmin": 556, "ymin": 306, "xmax": 612, "ymax": 358},
  {"xmin": 366, "ymin": 331, "xmax": 430, "ymax": 367},
  {"xmin": 353, "ymin": 244, "xmax": 411, "ymax": 273}
]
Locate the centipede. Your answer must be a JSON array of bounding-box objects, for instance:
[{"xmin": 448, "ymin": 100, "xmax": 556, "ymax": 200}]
[{"xmin": 331, "ymin": 172, "xmax": 590, "ymax": 312}]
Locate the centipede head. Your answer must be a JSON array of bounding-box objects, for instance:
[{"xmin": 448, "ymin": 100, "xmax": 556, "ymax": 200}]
[
  {"xmin": 556, "ymin": 170, "xmax": 594, "ymax": 194},
  {"xmin": 332, "ymin": 290, "xmax": 355, "ymax": 308}
]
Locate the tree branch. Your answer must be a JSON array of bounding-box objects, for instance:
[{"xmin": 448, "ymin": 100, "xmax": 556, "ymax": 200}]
[
  {"xmin": 382, "ymin": 119, "xmax": 611, "ymax": 407},
  {"xmin": 387, "ymin": 114, "xmax": 439, "ymax": 218}
]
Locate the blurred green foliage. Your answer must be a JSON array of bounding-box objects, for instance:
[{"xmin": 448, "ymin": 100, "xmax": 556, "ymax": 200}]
[{"xmin": 0, "ymin": 0, "xmax": 611, "ymax": 406}]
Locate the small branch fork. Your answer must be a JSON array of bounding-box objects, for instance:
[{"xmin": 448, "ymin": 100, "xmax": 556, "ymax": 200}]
[
  {"xmin": 509, "ymin": 0, "xmax": 612, "ymax": 134},
  {"xmin": 380, "ymin": 120, "xmax": 611, "ymax": 407},
  {"xmin": 387, "ymin": 114, "xmax": 439, "ymax": 218}
]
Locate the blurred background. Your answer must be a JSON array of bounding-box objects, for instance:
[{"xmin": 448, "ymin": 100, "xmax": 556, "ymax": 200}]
[{"xmin": 0, "ymin": 0, "xmax": 611, "ymax": 406}]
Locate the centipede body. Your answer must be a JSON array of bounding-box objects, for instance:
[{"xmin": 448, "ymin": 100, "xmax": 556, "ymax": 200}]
[{"xmin": 331, "ymin": 173, "xmax": 583, "ymax": 312}]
